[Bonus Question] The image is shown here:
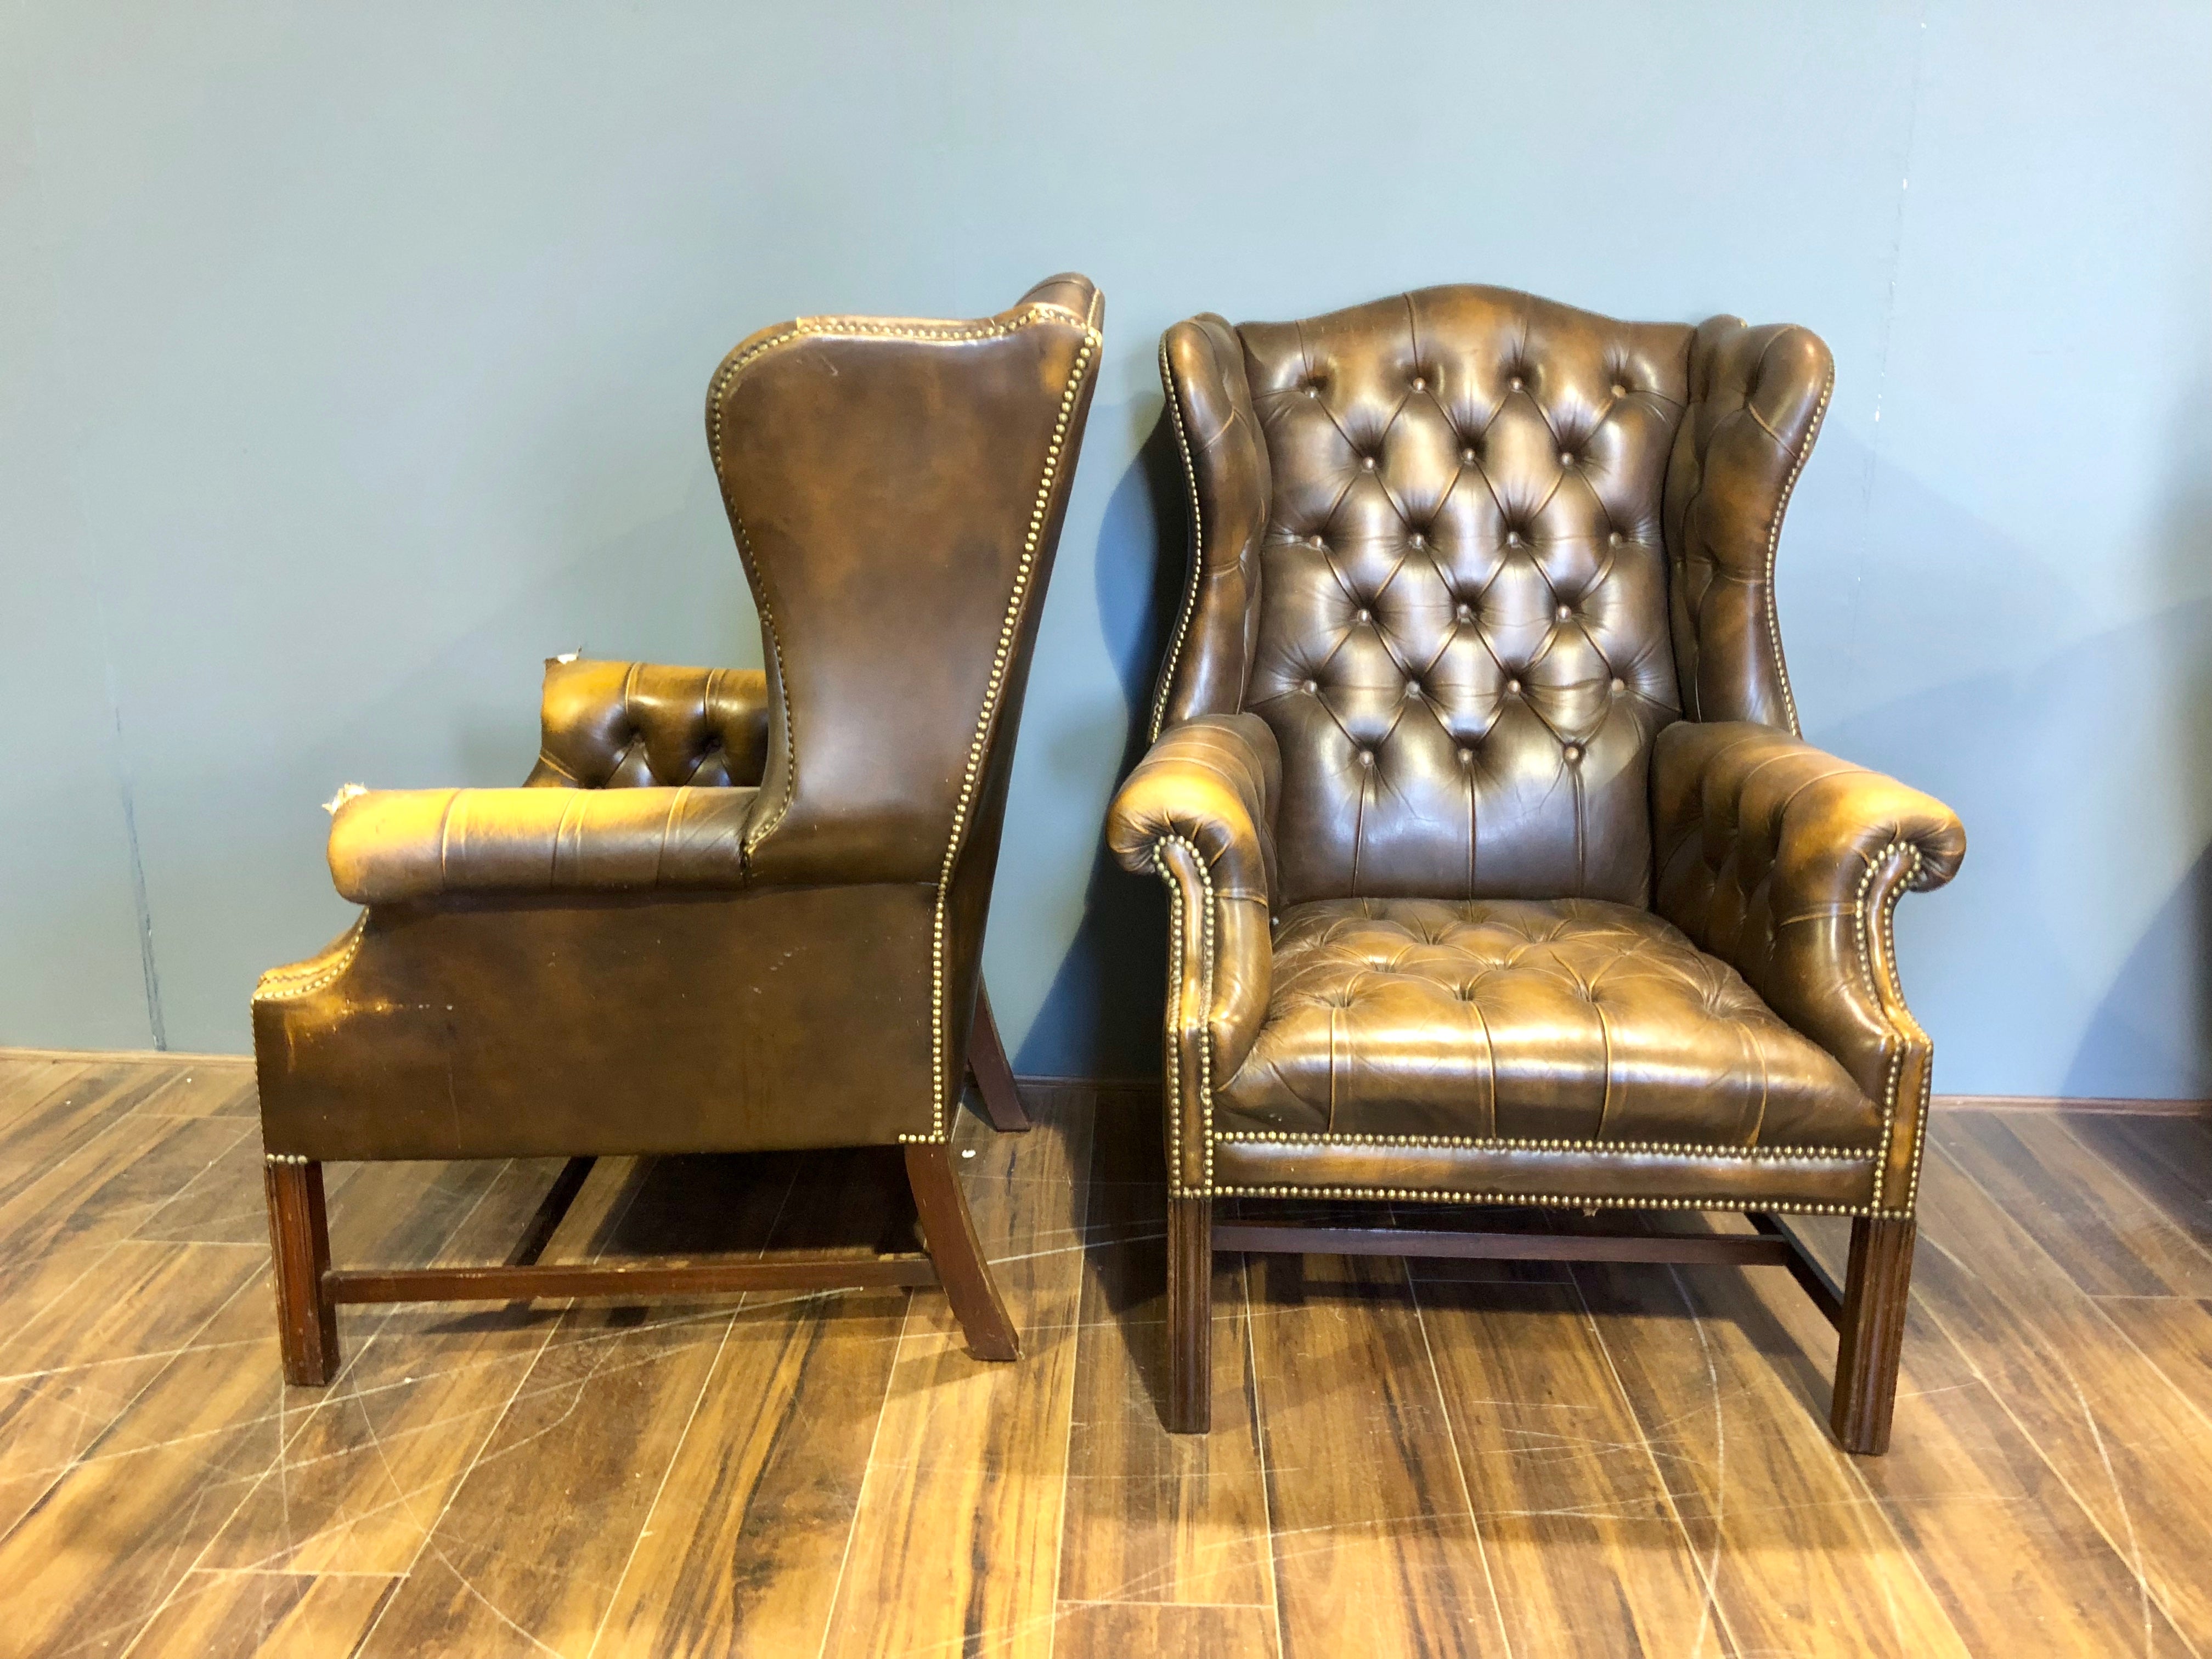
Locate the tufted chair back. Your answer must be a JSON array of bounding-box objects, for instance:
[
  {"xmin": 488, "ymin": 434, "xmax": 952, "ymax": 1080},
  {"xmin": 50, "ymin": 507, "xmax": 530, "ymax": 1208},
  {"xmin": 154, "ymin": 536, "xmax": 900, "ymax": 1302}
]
[
  {"xmin": 708, "ymin": 275, "xmax": 1103, "ymax": 893},
  {"xmin": 1154, "ymin": 285, "xmax": 1830, "ymax": 909},
  {"xmin": 523, "ymin": 658, "xmax": 771, "ymax": 789}
]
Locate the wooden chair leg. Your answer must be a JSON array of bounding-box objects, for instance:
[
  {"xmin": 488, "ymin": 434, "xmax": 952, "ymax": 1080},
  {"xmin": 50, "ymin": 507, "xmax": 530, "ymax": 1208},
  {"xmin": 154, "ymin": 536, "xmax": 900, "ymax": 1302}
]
[
  {"xmin": 264, "ymin": 1155, "xmax": 339, "ymax": 1386},
  {"xmin": 965, "ymin": 980, "xmax": 1032, "ymax": 1134},
  {"xmin": 1166, "ymin": 1193, "xmax": 1212, "ymax": 1434},
  {"xmin": 905, "ymin": 1143, "xmax": 1019, "ymax": 1361},
  {"xmin": 1831, "ymin": 1215, "xmax": 1915, "ymax": 1454}
]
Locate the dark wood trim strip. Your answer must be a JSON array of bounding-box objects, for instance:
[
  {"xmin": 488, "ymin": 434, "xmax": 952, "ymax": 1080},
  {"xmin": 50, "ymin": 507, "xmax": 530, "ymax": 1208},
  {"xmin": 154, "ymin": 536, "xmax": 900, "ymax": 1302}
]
[
  {"xmin": 325, "ymin": 1252, "xmax": 938, "ymax": 1305},
  {"xmin": 0, "ymin": 1045, "xmax": 252, "ymax": 1065},
  {"xmin": 1933, "ymin": 1093, "xmax": 2210, "ymax": 1117},
  {"xmin": 1211, "ymin": 1220, "xmax": 1800, "ymax": 1267}
]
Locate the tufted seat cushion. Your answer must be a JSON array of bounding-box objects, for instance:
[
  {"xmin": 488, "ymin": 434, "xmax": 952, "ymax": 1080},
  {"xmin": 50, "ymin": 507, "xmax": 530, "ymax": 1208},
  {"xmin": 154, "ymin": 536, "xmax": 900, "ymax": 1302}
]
[{"xmin": 1216, "ymin": 896, "xmax": 1877, "ymax": 1150}]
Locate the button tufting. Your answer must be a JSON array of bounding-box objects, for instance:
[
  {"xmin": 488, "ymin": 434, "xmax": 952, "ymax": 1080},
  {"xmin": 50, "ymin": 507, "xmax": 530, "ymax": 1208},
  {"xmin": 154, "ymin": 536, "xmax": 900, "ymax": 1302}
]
[
  {"xmin": 1563, "ymin": 744, "xmax": 1583, "ymax": 763},
  {"xmin": 1559, "ymin": 451, "xmax": 1577, "ymax": 467},
  {"xmin": 1302, "ymin": 679, "xmax": 1319, "ymax": 694},
  {"xmin": 1611, "ymin": 383, "xmax": 1627, "ymax": 397},
  {"xmin": 1461, "ymin": 445, "xmax": 1477, "ymax": 462},
  {"xmin": 1610, "ymin": 676, "xmax": 1626, "ymax": 694},
  {"xmin": 1555, "ymin": 603, "xmax": 1572, "ymax": 621},
  {"xmin": 1410, "ymin": 375, "xmax": 1426, "ymax": 391},
  {"xmin": 1505, "ymin": 530, "xmax": 1523, "ymax": 548},
  {"xmin": 1356, "ymin": 607, "xmax": 1372, "ymax": 623},
  {"xmin": 1457, "ymin": 747, "xmax": 1474, "ymax": 764},
  {"xmin": 1356, "ymin": 749, "xmax": 1375, "ymax": 768},
  {"xmin": 1406, "ymin": 680, "xmax": 1422, "ymax": 698},
  {"xmin": 1310, "ymin": 534, "xmax": 1325, "ymax": 549},
  {"xmin": 1361, "ymin": 455, "xmax": 1378, "ymax": 471},
  {"xmin": 1505, "ymin": 678, "xmax": 1522, "ymax": 695},
  {"xmin": 1509, "ymin": 375, "xmax": 1524, "ymax": 391},
  {"xmin": 1609, "ymin": 531, "xmax": 1624, "ymax": 546},
  {"xmin": 1455, "ymin": 602, "xmax": 1474, "ymax": 622},
  {"xmin": 1408, "ymin": 532, "xmax": 1425, "ymax": 548}
]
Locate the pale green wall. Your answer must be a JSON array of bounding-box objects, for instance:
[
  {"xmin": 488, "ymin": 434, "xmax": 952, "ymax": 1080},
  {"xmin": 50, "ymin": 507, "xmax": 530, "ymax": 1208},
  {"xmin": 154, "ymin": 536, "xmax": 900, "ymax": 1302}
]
[{"xmin": 2, "ymin": 2, "xmax": 2208, "ymax": 1094}]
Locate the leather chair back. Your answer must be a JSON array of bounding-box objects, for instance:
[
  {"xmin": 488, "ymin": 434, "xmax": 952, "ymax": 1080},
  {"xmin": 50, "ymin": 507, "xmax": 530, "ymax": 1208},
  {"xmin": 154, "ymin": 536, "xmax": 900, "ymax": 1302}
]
[
  {"xmin": 709, "ymin": 275, "xmax": 1103, "ymax": 893},
  {"xmin": 1154, "ymin": 286, "xmax": 1827, "ymax": 909}
]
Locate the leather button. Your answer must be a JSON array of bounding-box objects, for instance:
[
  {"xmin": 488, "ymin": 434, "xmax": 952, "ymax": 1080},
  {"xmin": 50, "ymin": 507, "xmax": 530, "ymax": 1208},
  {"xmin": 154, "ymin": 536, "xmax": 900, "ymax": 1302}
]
[
  {"xmin": 1609, "ymin": 531, "xmax": 1624, "ymax": 546},
  {"xmin": 1406, "ymin": 680, "xmax": 1422, "ymax": 698},
  {"xmin": 1555, "ymin": 603, "xmax": 1572, "ymax": 621},
  {"xmin": 1611, "ymin": 383, "xmax": 1627, "ymax": 397},
  {"xmin": 1505, "ymin": 531, "xmax": 1523, "ymax": 548},
  {"xmin": 1361, "ymin": 455, "xmax": 1378, "ymax": 471},
  {"xmin": 1457, "ymin": 747, "xmax": 1474, "ymax": 765},
  {"xmin": 1408, "ymin": 532, "xmax": 1425, "ymax": 548},
  {"xmin": 1559, "ymin": 452, "xmax": 1575, "ymax": 467},
  {"xmin": 1455, "ymin": 602, "xmax": 1474, "ymax": 622},
  {"xmin": 1509, "ymin": 375, "xmax": 1524, "ymax": 391},
  {"xmin": 1302, "ymin": 679, "xmax": 1319, "ymax": 695},
  {"xmin": 1310, "ymin": 534, "xmax": 1325, "ymax": 549},
  {"xmin": 1411, "ymin": 375, "xmax": 1426, "ymax": 391},
  {"xmin": 1461, "ymin": 445, "xmax": 1477, "ymax": 462},
  {"xmin": 1563, "ymin": 744, "xmax": 1583, "ymax": 763},
  {"xmin": 1505, "ymin": 679, "xmax": 1522, "ymax": 695},
  {"xmin": 1610, "ymin": 676, "xmax": 1626, "ymax": 694},
  {"xmin": 1356, "ymin": 750, "xmax": 1375, "ymax": 768},
  {"xmin": 1305, "ymin": 383, "xmax": 1321, "ymax": 398},
  {"xmin": 1356, "ymin": 607, "xmax": 1372, "ymax": 623}
]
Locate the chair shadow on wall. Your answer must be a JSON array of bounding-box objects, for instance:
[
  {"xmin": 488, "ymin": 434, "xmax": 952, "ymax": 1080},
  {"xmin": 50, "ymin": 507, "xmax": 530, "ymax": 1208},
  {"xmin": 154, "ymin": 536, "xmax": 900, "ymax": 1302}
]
[
  {"xmin": 1011, "ymin": 410, "xmax": 1186, "ymax": 1087},
  {"xmin": 2062, "ymin": 432, "xmax": 2212, "ymax": 1101},
  {"xmin": 1812, "ymin": 399, "xmax": 2212, "ymax": 1104}
]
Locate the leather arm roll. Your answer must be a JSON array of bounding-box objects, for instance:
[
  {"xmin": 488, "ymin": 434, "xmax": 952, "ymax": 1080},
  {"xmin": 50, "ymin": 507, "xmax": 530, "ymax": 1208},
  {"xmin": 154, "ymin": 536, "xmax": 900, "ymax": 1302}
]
[
  {"xmin": 1653, "ymin": 720, "xmax": 1965, "ymax": 1202},
  {"xmin": 327, "ymin": 783, "xmax": 754, "ymax": 904},
  {"xmin": 524, "ymin": 657, "xmax": 770, "ymax": 789},
  {"xmin": 1107, "ymin": 713, "xmax": 1280, "ymax": 1182}
]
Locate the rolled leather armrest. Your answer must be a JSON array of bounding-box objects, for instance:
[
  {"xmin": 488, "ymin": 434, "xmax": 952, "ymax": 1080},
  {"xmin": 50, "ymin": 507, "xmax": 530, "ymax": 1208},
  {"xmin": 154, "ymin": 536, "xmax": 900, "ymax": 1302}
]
[
  {"xmin": 1107, "ymin": 713, "xmax": 1280, "ymax": 1126},
  {"xmin": 1652, "ymin": 720, "xmax": 1966, "ymax": 1116},
  {"xmin": 328, "ymin": 784, "xmax": 752, "ymax": 904},
  {"xmin": 524, "ymin": 657, "xmax": 771, "ymax": 789}
]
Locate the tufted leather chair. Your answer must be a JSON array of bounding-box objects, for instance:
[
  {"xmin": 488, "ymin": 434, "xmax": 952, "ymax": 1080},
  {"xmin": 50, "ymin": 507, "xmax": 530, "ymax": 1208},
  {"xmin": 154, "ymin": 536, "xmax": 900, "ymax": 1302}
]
[
  {"xmin": 1108, "ymin": 286, "xmax": 1964, "ymax": 1452},
  {"xmin": 254, "ymin": 274, "xmax": 1103, "ymax": 1384}
]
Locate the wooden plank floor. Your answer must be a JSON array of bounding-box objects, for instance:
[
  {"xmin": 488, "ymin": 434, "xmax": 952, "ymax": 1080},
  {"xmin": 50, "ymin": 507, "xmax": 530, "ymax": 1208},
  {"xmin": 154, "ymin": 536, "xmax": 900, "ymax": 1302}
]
[{"xmin": 1, "ymin": 1054, "xmax": 2209, "ymax": 1657}]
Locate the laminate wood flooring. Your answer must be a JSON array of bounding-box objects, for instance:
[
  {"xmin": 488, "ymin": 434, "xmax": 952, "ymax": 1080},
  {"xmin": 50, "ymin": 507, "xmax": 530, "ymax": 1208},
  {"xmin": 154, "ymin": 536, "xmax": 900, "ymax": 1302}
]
[{"xmin": 1, "ymin": 1053, "xmax": 2208, "ymax": 1657}]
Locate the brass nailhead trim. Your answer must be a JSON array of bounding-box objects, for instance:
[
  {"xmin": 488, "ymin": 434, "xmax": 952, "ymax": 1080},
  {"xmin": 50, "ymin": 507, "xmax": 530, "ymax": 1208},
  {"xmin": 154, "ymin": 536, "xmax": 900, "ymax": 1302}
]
[
  {"xmin": 1151, "ymin": 832, "xmax": 1216, "ymax": 1192},
  {"xmin": 913, "ymin": 320, "xmax": 1101, "ymax": 1142},
  {"xmin": 699, "ymin": 304, "xmax": 1092, "ymax": 1146},
  {"xmin": 1157, "ymin": 851, "xmax": 1185, "ymax": 1187},
  {"xmin": 1856, "ymin": 840, "xmax": 1934, "ymax": 1211},
  {"xmin": 1762, "ymin": 356, "xmax": 1832, "ymax": 738},
  {"xmin": 730, "ymin": 518, "xmax": 794, "ymax": 854},
  {"xmin": 708, "ymin": 311, "xmax": 1074, "ymax": 859},
  {"xmin": 1205, "ymin": 1183, "xmax": 1895, "ymax": 1218},
  {"xmin": 1168, "ymin": 840, "xmax": 1926, "ymax": 1222},
  {"xmin": 251, "ymin": 916, "xmax": 366, "ymax": 1003},
  {"xmin": 264, "ymin": 1153, "xmax": 311, "ymax": 1166},
  {"xmin": 1150, "ymin": 337, "xmax": 1208, "ymax": 743}
]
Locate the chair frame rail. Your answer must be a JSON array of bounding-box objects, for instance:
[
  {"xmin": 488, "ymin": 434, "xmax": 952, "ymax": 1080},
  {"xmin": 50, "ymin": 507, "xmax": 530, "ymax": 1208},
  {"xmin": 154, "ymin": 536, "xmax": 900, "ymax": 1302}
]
[{"xmin": 1167, "ymin": 1198, "xmax": 1914, "ymax": 1454}]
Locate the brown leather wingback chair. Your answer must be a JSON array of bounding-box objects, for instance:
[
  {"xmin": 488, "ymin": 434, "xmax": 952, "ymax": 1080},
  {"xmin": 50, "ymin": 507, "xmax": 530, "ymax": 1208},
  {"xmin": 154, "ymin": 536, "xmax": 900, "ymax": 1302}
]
[
  {"xmin": 255, "ymin": 274, "xmax": 1103, "ymax": 1384},
  {"xmin": 1108, "ymin": 285, "xmax": 1963, "ymax": 1453}
]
